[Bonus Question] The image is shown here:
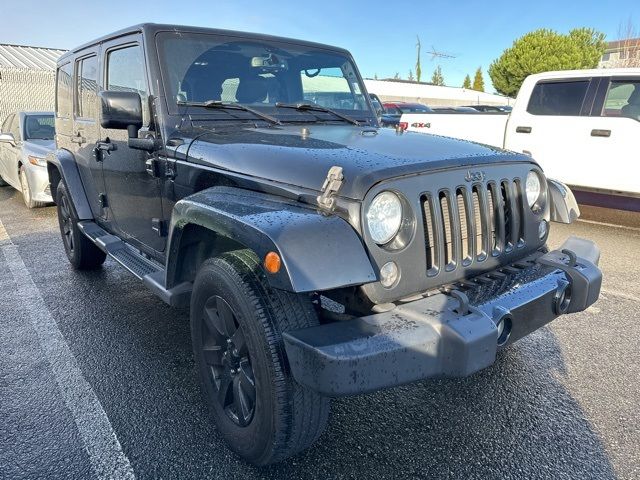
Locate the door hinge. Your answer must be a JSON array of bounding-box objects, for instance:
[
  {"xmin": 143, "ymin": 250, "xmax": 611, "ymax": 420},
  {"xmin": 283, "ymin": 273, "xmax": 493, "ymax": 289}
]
[
  {"xmin": 98, "ymin": 193, "xmax": 108, "ymax": 208},
  {"xmin": 151, "ymin": 218, "xmax": 167, "ymax": 237},
  {"xmin": 145, "ymin": 158, "xmax": 161, "ymax": 177},
  {"xmin": 317, "ymin": 166, "xmax": 344, "ymax": 211}
]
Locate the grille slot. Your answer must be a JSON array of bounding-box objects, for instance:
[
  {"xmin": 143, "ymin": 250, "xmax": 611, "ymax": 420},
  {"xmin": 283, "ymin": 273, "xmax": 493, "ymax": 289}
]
[{"xmin": 421, "ymin": 178, "xmax": 524, "ymax": 276}]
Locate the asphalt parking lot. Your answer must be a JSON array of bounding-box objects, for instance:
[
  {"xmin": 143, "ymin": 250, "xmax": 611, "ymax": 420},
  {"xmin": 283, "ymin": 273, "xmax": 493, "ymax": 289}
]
[{"xmin": 0, "ymin": 186, "xmax": 638, "ymax": 480}]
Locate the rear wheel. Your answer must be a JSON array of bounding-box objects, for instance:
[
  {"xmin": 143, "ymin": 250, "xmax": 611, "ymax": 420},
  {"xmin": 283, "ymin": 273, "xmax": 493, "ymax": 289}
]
[
  {"xmin": 56, "ymin": 181, "xmax": 106, "ymax": 269},
  {"xmin": 191, "ymin": 249, "xmax": 329, "ymax": 465},
  {"xmin": 19, "ymin": 166, "xmax": 46, "ymax": 209}
]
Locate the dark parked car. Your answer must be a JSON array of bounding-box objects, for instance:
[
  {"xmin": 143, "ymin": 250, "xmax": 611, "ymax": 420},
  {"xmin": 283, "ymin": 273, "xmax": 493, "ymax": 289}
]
[
  {"xmin": 47, "ymin": 23, "xmax": 602, "ymax": 465},
  {"xmin": 381, "ymin": 101, "xmax": 433, "ymax": 127},
  {"xmin": 463, "ymin": 104, "xmax": 509, "ymax": 113},
  {"xmin": 0, "ymin": 112, "xmax": 55, "ymax": 208}
]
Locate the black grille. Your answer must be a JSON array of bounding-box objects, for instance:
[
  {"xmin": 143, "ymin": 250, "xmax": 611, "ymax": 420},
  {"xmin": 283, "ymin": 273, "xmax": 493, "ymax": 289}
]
[{"xmin": 421, "ymin": 179, "xmax": 524, "ymax": 276}]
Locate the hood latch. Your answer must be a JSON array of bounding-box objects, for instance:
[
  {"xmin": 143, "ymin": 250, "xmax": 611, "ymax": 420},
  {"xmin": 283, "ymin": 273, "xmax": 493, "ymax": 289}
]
[{"xmin": 317, "ymin": 166, "xmax": 344, "ymax": 210}]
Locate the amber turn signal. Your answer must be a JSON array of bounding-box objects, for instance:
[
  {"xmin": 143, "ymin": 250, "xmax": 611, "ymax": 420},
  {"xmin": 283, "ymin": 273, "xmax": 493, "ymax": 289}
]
[{"xmin": 264, "ymin": 251, "xmax": 281, "ymax": 274}]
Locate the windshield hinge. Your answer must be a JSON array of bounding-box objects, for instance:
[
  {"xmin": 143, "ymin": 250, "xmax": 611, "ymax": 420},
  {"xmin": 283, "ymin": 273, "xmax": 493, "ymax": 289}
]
[{"xmin": 317, "ymin": 166, "xmax": 344, "ymax": 210}]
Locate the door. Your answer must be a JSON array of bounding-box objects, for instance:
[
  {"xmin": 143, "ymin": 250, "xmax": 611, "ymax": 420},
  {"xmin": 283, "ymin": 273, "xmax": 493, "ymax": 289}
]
[
  {"xmin": 0, "ymin": 114, "xmax": 15, "ymax": 183},
  {"xmin": 578, "ymin": 77, "xmax": 640, "ymax": 194},
  {"xmin": 505, "ymin": 78, "xmax": 593, "ymax": 186},
  {"xmin": 99, "ymin": 37, "xmax": 166, "ymax": 253},
  {"xmin": 70, "ymin": 52, "xmax": 104, "ymax": 216},
  {"xmin": 4, "ymin": 115, "xmax": 23, "ymax": 188}
]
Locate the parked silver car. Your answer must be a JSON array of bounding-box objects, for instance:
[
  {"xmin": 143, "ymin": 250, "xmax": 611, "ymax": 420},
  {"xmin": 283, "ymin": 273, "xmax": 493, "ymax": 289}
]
[{"xmin": 0, "ymin": 112, "xmax": 55, "ymax": 208}]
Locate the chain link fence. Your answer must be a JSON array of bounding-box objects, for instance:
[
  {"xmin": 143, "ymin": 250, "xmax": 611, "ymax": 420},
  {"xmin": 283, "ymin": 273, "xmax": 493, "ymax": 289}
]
[{"xmin": 0, "ymin": 68, "xmax": 56, "ymax": 126}]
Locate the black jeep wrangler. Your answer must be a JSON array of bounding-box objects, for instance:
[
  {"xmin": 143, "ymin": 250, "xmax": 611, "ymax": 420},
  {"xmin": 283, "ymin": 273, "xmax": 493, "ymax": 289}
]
[{"xmin": 47, "ymin": 24, "xmax": 602, "ymax": 465}]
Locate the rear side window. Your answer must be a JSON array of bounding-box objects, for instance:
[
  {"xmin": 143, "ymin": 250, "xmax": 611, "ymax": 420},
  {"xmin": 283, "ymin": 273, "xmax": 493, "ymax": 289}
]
[
  {"xmin": 602, "ymin": 80, "xmax": 640, "ymax": 120},
  {"xmin": 527, "ymin": 81, "xmax": 589, "ymax": 116},
  {"xmin": 76, "ymin": 56, "xmax": 98, "ymax": 119},
  {"xmin": 1, "ymin": 114, "xmax": 14, "ymax": 133},
  {"xmin": 56, "ymin": 62, "xmax": 73, "ymax": 118},
  {"xmin": 106, "ymin": 45, "xmax": 149, "ymax": 124}
]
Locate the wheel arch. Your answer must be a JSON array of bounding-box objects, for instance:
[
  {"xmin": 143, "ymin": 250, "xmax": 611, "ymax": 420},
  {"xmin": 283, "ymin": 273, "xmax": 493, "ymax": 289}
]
[
  {"xmin": 166, "ymin": 187, "xmax": 377, "ymax": 293},
  {"xmin": 45, "ymin": 149, "xmax": 92, "ymax": 218}
]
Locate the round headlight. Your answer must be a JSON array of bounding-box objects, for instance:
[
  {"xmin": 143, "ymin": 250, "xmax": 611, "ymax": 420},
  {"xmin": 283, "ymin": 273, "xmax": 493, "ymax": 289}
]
[
  {"xmin": 366, "ymin": 191, "xmax": 402, "ymax": 245},
  {"xmin": 525, "ymin": 170, "xmax": 542, "ymax": 209}
]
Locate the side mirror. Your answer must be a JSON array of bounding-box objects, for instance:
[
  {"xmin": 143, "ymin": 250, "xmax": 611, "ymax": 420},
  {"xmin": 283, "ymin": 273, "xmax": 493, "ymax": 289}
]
[
  {"xmin": 99, "ymin": 90, "xmax": 143, "ymax": 138},
  {"xmin": 0, "ymin": 132, "xmax": 16, "ymax": 146}
]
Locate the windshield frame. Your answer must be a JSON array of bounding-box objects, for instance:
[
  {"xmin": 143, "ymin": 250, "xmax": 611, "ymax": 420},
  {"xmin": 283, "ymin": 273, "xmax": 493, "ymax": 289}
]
[{"xmin": 154, "ymin": 31, "xmax": 376, "ymax": 125}]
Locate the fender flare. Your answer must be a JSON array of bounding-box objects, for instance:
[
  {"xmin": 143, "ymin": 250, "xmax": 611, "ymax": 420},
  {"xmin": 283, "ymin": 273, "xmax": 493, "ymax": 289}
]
[
  {"xmin": 166, "ymin": 187, "xmax": 377, "ymax": 292},
  {"xmin": 548, "ymin": 179, "xmax": 580, "ymax": 224},
  {"xmin": 46, "ymin": 149, "xmax": 93, "ymax": 220}
]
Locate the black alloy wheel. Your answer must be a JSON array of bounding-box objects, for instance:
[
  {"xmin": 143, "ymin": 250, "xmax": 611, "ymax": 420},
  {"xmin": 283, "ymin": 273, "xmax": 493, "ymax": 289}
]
[{"xmin": 201, "ymin": 295, "xmax": 256, "ymax": 427}]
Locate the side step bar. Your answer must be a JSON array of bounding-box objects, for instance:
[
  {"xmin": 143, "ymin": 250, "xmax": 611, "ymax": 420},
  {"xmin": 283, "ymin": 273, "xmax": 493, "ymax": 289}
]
[{"xmin": 78, "ymin": 221, "xmax": 192, "ymax": 308}]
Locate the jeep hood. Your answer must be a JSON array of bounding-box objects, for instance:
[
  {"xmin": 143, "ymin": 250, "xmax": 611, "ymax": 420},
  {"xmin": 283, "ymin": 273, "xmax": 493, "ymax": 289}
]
[{"xmin": 180, "ymin": 124, "xmax": 532, "ymax": 200}]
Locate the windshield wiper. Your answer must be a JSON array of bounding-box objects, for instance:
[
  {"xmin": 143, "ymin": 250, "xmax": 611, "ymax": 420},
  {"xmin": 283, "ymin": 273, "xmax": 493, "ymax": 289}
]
[
  {"xmin": 275, "ymin": 102, "xmax": 361, "ymax": 125},
  {"xmin": 177, "ymin": 100, "xmax": 282, "ymax": 125}
]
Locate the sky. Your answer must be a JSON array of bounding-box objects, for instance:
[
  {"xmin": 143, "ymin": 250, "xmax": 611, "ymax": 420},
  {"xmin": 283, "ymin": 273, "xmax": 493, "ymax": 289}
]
[{"xmin": 3, "ymin": 0, "xmax": 639, "ymax": 92}]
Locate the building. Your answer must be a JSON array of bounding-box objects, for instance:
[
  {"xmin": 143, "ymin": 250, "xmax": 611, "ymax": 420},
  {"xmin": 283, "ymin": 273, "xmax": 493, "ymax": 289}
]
[
  {"xmin": 0, "ymin": 44, "xmax": 65, "ymax": 124},
  {"xmin": 363, "ymin": 78, "xmax": 512, "ymax": 107},
  {"xmin": 599, "ymin": 38, "xmax": 640, "ymax": 68}
]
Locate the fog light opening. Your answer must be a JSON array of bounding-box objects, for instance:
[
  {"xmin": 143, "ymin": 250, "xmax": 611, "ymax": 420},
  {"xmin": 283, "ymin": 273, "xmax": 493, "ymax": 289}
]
[
  {"xmin": 555, "ymin": 281, "xmax": 572, "ymax": 314},
  {"xmin": 496, "ymin": 315, "xmax": 513, "ymax": 347},
  {"xmin": 538, "ymin": 220, "xmax": 548, "ymax": 240},
  {"xmin": 380, "ymin": 261, "xmax": 399, "ymax": 288}
]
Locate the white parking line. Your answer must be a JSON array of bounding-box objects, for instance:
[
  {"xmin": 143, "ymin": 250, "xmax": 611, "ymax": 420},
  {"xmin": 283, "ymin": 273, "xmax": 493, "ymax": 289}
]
[{"xmin": 0, "ymin": 219, "xmax": 135, "ymax": 480}]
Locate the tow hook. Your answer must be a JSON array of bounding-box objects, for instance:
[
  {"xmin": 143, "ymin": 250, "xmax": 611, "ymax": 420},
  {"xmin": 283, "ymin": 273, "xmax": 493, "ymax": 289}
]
[{"xmin": 537, "ymin": 248, "xmax": 600, "ymax": 314}]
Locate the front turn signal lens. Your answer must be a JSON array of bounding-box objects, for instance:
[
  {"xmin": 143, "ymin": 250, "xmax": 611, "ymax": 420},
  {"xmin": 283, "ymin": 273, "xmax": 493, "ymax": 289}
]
[{"xmin": 264, "ymin": 251, "xmax": 281, "ymax": 274}]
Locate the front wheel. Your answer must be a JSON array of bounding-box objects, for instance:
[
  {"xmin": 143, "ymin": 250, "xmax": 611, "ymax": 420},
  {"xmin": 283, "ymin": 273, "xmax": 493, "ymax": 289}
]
[
  {"xmin": 56, "ymin": 181, "xmax": 106, "ymax": 269},
  {"xmin": 190, "ymin": 250, "xmax": 329, "ymax": 465}
]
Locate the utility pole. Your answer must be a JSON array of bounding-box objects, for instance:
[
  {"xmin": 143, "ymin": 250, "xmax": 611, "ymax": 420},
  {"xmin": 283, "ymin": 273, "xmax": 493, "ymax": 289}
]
[{"xmin": 415, "ymin": 35, "xmax": 422, "ymax": 83}]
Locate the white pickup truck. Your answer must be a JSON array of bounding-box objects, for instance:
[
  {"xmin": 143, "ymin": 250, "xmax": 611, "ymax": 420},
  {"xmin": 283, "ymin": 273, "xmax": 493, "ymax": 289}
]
[{"xmin": 401, "ymin": 68, "xmax": 640, "ymax": 208}]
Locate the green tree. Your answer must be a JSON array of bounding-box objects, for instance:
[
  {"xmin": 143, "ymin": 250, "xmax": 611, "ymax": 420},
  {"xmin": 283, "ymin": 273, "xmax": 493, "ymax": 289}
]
[
  {"xmin": 393, "ymin": 72, "xmax": 400, "ymax": 79},
  {"xmin": 431, "ymin": 65, "xmax": 445, "ymax": 86},
  {"xmin": 489, "ymin": 28, "xmax": 606, "ymax": 97},
  {"xmin": 408, "ymin": 69, "xmax": 415, "ymax": 81},
  {"xmin": 462, "ymin": 74, "xmax": 472, "ymax": 89},
  {"xmin": 374, "ymin": 73, "xmax": 378, "ymax": 80},
  {"xmin": 472, "ymin": 67, "xmax": 485, "ymax": 92}
]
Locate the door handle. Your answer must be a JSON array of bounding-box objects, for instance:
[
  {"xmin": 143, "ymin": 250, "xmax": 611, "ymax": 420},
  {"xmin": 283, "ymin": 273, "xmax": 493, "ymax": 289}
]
[
  {"xmin": 94, "ymin": 140, "xmax": 117, "ymax": 162},
  {"xmin": 591, "ymin": 129, "xmax": 611, "ymax": 137},
  {"xmin": 70, "ymin": 134, "xmax": 86, "ymax": 144},
  {"xmin": 516, "ymin": 126, "xmax": 532, "ymax": 134}
]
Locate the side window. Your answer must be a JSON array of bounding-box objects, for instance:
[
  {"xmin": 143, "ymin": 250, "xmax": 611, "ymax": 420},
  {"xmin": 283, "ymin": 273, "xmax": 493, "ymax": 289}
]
[
  {"xmin": 106, "ymin": 45, "xmax": 149, "ymax": 124},
  {"xmin": 76, "ymin": 55, "xmax": 98, "ymax": 119},
  {"xmin": 527, "ymin": 81, "xmax": 589, "ymax": 116},
  {"xmin": 56, "ymin": 62, "xmax": 73, "ymax": 118},
  {"xmin": 9, "ymin": 115, "xmax": 21, "ymax": 142},
  {"xmin": 1, "ymin": 114, "xmax": 14, "ymax": 133},
  {"xmin": 602, "ymin": 80, "xmax": 640, "ymax": 120}
]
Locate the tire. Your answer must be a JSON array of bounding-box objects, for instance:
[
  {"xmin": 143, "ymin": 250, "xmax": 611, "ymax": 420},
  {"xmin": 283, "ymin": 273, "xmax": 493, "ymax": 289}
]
[
  {"xmin": 19, "ymin": 166, "xmax": 47, "ymax": 209},
  {"xmin": 190, "ymin": 249, "xmax": 329, "ymax": 465},
  {"xmin": 55, "ymin": 181, "xmax": 106, "ymax": 269}
]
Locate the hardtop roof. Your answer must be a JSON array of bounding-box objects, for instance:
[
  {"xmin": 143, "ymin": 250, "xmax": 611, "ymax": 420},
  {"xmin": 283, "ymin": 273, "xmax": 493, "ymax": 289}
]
[{"xmin": 57, "ymin": 23, "xmax": 351, "ymax": 64}]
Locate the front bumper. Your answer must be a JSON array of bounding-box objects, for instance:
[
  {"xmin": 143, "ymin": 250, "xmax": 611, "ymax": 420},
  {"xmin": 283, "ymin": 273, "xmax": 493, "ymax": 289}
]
[
  {"xmin": 284, "ymin": 236, "xmax": 602, "ymax": 397},
  {"xmin": 25, "ymin": 165, "xmax": 53, "ymax": 203}
]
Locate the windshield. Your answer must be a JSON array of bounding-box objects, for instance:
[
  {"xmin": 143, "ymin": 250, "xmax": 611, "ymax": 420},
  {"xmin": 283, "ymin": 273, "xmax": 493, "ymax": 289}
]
[
  {"xmin": 24, "ymin": 114, "xmax": 54, "ymax": 140},
  {"xmin": 156, "ymin": 32, "xmax": 374, "ymax": 123}
]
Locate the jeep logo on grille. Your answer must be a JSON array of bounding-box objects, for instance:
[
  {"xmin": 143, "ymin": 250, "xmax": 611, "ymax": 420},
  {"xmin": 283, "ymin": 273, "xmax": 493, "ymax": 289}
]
[{"xmin": 464, "ymin": 170, "xmax": 485, "ymax": 182}]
